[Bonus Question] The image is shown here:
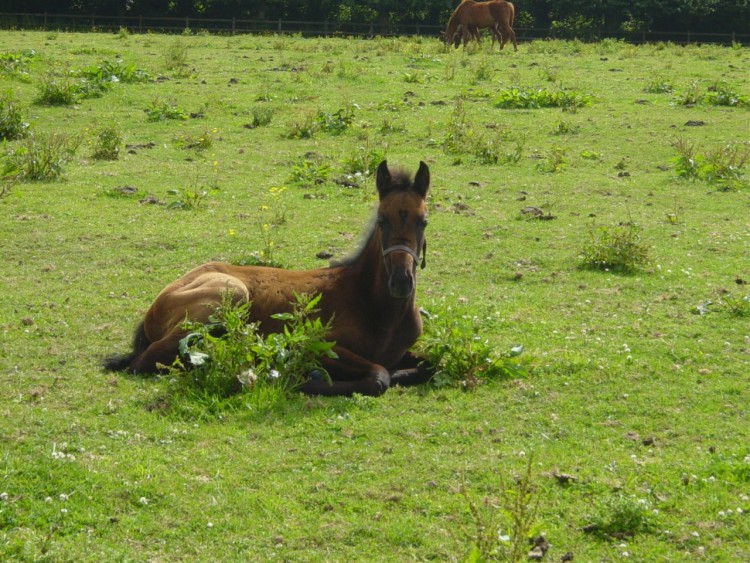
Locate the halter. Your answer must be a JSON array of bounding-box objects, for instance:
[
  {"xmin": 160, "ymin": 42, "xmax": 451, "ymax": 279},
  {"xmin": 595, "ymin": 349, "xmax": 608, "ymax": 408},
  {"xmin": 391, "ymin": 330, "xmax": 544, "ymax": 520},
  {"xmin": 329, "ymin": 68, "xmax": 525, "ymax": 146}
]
[{"xmin": 382, "ymin": 242, "xmax": 426, "ymax": 270}]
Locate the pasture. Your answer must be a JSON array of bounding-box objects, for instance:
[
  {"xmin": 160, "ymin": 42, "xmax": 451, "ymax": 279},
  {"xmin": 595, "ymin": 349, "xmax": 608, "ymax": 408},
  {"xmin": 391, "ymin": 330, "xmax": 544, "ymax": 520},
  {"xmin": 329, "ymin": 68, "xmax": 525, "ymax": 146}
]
[{"xmin": 1, "ymin": 30, "xmax": 749, "ymax": 560}]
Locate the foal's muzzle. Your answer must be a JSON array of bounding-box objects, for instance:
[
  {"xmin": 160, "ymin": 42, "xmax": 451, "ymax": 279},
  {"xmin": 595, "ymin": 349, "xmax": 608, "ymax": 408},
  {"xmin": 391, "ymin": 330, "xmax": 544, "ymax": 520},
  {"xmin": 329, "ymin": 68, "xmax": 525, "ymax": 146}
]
[{"xmin": 383, "ymin": 244, "xmax": 421, "ymax": 299}]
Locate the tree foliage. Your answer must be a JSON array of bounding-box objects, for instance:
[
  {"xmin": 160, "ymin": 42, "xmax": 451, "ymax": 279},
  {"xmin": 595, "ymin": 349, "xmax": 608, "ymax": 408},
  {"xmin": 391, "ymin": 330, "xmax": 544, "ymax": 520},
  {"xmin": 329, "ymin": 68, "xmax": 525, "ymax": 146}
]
[{"xmin": 3, "ymin": 0, "xmax": 748, "ymax": 34}]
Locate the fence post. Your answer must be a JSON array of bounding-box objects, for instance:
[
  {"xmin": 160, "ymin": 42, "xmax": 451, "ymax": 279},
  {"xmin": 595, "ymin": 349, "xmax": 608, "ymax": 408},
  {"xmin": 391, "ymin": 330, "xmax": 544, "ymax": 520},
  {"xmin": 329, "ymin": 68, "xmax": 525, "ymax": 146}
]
[
  {"xmin": 44, "ymin": 12, "xmax": 47, "ymax": 28},
  {"xmin": 139, "ymin": 15, "xmax": 142, "ymax": 33},
  {"xmin": 186, "ymin": 16, "xmax": 189, "ymax": 30},
  {"xmin": 278, "ymin": 19, "xmax": 282, "ymax": 33},
  {"xmin": 232, "ymin": 17, "xmax": 236, "ymax": 35},
  {"xmin": 324, "ymin": 20, "xmax": 328, "ymax": 37}
]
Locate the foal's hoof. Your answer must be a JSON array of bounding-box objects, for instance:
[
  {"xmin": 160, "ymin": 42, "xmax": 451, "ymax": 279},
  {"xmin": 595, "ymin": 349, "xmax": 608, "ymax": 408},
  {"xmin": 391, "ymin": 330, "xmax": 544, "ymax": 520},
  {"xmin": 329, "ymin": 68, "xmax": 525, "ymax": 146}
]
[
  {"xmin": 308, "ymin": 369, "xmax": 325, "ymax": 381},
  {"xmin": 363, "ymin": 370, "xmax": 391, "ymax": 397}
]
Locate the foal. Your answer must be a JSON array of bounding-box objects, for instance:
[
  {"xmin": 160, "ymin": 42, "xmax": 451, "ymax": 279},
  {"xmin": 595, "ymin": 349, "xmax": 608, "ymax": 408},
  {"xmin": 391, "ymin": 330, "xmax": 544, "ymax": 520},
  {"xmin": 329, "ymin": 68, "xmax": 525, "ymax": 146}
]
[{"xmin": 104, "ymin": 161, "xmax": 434, "ymax": 396}]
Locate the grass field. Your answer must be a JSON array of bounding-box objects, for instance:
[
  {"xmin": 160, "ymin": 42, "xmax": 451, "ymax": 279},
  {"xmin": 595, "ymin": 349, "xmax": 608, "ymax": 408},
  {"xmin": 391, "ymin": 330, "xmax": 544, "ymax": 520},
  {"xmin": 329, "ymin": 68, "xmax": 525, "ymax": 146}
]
[{"xmin": 1, "ymin": 29, "xmax": 749, "ymax": 560}]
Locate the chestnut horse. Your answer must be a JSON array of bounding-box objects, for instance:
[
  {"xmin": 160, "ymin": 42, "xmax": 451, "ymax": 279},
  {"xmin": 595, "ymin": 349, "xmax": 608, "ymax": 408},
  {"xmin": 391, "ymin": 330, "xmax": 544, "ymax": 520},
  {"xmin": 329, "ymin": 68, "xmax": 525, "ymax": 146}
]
[
  {"xmin": 103, "ymin": 161, "xmax": 434, "ymax": 397},
  {"xmin": 445, "ymin": 0, "xmax": 517, "ymax": 51}
]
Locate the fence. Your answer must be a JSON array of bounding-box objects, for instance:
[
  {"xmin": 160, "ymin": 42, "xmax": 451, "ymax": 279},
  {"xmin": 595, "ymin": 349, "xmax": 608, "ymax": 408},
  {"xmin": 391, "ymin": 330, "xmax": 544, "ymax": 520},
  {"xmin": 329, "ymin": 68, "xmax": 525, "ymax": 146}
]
[{"xmin": 0, "ymin": 12, "xmax": 748, "ymax": 45}]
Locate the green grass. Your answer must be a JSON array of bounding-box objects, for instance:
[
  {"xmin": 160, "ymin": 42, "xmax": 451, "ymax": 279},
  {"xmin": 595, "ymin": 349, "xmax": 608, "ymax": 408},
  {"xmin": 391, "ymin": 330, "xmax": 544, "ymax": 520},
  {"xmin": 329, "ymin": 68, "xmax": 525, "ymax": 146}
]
[{"xmin": 1, "ymin": 31, "xmax": 749, "ymax": 560}]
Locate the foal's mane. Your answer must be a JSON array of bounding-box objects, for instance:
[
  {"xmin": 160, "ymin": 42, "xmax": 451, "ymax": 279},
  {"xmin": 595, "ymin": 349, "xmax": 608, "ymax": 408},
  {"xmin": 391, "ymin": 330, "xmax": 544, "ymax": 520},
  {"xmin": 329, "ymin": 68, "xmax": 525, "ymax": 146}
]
[{"xmin": 330, "ymin": 168, "xmax": 415, "ymax": 268}]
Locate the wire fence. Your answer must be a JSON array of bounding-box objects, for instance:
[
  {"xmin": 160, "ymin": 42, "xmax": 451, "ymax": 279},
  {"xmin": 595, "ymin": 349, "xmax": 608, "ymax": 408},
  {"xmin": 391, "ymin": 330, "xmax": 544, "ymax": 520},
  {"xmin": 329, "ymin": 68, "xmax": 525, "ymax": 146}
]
[{"xmin": 1, "ymin": 11, "xmax": 748, "ymax": 45}]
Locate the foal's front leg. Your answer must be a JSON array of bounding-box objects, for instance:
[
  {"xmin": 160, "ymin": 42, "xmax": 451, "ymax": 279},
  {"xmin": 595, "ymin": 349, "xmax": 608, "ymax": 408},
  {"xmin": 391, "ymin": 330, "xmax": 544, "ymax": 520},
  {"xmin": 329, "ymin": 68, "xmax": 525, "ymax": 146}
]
[
  {"xmin": 299, "ymin": 346, "xmax": 391, "ymax": 397},
  {"xmin": 389, "ymin": 351, "xmax": 434, "ymax": 387}
]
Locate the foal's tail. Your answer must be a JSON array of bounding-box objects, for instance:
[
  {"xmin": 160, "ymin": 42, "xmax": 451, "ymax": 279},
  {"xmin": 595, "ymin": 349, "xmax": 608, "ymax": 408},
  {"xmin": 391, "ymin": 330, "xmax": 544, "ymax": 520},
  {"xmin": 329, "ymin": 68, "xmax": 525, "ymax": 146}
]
[{"xmin": 102, "ymin": 321, "xmax": 150, "ymax": 372}]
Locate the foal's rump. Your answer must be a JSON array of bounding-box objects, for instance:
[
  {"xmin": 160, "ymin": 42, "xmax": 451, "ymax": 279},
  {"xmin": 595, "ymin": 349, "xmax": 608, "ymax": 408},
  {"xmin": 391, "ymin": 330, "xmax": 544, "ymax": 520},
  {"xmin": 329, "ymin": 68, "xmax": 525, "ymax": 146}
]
[
  {"xmin": 144, "ymin": 261, "xmax": 338, "ymax": 342},
  {"xmin": 144, "ymin": 262, "xmax": 251, "ymax": 339}
]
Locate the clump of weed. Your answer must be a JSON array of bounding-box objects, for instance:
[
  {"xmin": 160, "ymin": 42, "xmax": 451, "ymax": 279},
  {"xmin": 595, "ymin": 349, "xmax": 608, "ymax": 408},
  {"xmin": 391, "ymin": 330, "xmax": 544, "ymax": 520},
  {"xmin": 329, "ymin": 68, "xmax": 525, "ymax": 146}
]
[
  {"xmin": 248, "ymin": 106, "xmax": 274, "ymax": 128},
  {"xmin": 671, "ymin": 138, "xmax": 749, "ymax": 190},
  {"xmin": 341, "ymin": 137, "xmax": 387, "ymax": 176},
  {"xmin": 460, "ymin": 454, "xmax": 541, "ymax": 562},
  {"xmin": 78, "ymin": 59, "xmax": 151, "ymax": 84},
  {"xmin": 579, "ymin": 222, "xmax": 651, "ymax": 273},
  {"xmin": 675, "ymin": 79, "xmax": 750, "ymax": 107},
  {"xmin": 580, "ymin": 149, "xmax": 600, "ymax": 160},
  {"xmin": 536, "ymin": 147, "xmax": 568, "ymax": 173},
  {"xmin": 0, "ymin": 90, "xmax": 29, "ymax": 141},
  {"xmin": 676, "ymin": 80, "xmax": 703, "ymax": 105},
  {"xmin": 540, "ymin": 65, "xmax": 559, "ymax": 83},
  {"xmin": 91, "ymin": 123, "xmax": 122, "ymax": 160},
  {"xmin": 379, "ymin": 116, "xmax": 405, "ymax": 134},
  {"xmin": 2, "ymin": 131, "xmax": 81, "ymax": 182},
  {"xmin": 704, "ymin": 81, "xmax": 749, "ymax": 107},
  {"xmin": 473, "ymin": 132, "xmax": 504, "ymax": 165},
  {"xmin": 494, "ymin": 86, "xmax": 591, "ymax": 110},
  {"xmin": 418, "ymin": 300, "xmax": 527, "ymax": 390},
  {"xmin": 166, "ymin": 175, "xmax": 218, "ymax": 210},
  {"xmin": 442, "ymin": 96, "xmax": 472, "ymax": 155},
  {"xmin": 551, "ymin": 119, "xmax": 580, "ymax": 135},
  {"xmin": 285, "ymin": 112, "xmax": 318, "ymax": 139},
  {"xmin": 35, "ymin": 73, "xmax": 79, "ymax": 106},
  {"xmin": 721, "ymin": 293, "xmax": 750, "ymax": 318},
  {"xmin": 315, "ymin": 104, "xmax": 356, "ymax": 135},
  {"xmin": 259, "ymin": 185, "xmax": 288, "ymax": 227},
  {"xmin": 442, "ymin": 98, "xmax": 525, "ymax": 166},
  {"xmin": 164, "ymin": 40, "xmax": 189, "ymax": 74},
  {"xmin": 470, "ymin": 57, "xmax": 493, "ymax": 84},
  {"xmin": 583, "ymin": 493, "xmax": 658, "ymax": 539},
  {"xmin": 402, "ymin": 70, "xmax": 423, "ymax": 84},
  {"xmin": 145, "ymin": 98, "xmax": 189, "ymax": 122},
  {"xmin": 289, "ymin": 156, "xmax": 331, "ymax": 187},
  {"xmin": 255, "ymin": 85, "xmax": 273, "ymax": 102},
  {"xmin": 643, "ymin": 76, "xmax": 674, "ymax": 94},
  {"xmin": 173, "ymin": 129, "xmax": 215, "ymax": 151},
  {"xmin": 0, "ymin": 49, "xmax": 35, "ymax": 80},
  {"xmin": 174, "ymin": 292, "xmax": 336, "ymax": 409}
]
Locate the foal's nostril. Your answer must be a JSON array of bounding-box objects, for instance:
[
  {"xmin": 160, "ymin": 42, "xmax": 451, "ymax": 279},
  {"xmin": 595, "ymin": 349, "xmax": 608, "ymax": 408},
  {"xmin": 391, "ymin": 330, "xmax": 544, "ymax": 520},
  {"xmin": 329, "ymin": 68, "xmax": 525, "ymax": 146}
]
[{"xmin": 389, "ymin": 270, "xmax": 415, "ymax": 299}]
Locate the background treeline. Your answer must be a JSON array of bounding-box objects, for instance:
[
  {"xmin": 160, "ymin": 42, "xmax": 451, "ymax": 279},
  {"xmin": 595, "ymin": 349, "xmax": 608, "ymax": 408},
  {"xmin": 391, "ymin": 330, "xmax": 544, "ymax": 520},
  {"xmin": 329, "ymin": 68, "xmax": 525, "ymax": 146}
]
[{"xmin": 4, "ymin": 0, "xmax": 750, "ymax": 36}]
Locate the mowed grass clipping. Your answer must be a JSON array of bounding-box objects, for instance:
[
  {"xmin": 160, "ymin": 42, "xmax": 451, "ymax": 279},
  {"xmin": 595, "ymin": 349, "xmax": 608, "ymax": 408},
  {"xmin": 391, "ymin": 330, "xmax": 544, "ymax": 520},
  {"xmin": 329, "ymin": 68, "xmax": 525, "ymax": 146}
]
[{"xmin": 1, "ymin": 30, "xmax": 749, "ymax": 560}]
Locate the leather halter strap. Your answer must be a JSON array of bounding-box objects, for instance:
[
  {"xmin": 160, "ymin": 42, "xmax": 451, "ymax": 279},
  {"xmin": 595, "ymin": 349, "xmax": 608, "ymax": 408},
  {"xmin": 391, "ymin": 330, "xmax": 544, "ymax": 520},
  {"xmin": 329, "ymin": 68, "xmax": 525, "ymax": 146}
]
[{"xmin": 382, "ymin": 243, "xmax": 425, "ymax": 269}]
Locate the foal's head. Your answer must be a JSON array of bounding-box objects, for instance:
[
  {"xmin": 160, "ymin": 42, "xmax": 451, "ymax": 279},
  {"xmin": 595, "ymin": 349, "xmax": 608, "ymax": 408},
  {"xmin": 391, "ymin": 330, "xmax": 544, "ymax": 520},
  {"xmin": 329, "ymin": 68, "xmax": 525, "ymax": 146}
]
[{"xmin": 375, "ymin": 160, "xmax": 430, "ymax": 299}]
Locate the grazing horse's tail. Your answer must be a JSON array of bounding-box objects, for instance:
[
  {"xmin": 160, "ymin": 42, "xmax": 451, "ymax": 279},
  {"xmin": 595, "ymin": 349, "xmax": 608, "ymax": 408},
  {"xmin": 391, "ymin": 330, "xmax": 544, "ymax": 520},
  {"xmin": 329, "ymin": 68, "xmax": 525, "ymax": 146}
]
[{"xmin": 102, "ymin": 321, "xmax": 149, "ymax": 372}]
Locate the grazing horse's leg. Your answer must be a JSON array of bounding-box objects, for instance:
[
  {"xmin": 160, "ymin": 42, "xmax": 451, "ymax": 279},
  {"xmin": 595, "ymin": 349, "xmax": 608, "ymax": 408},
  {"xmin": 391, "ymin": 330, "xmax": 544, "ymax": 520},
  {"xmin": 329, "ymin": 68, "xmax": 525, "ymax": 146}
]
[
  {"xmin": 490, "ymin": 25, "xmax": 503, "ymax": 47},
  {"xmin": 469, "ymin": 25, "xmax": 481, "ymax": 45},
  {"xmin": 503, "ymin": 2, "xmax": 518, "ymax": 51},
  {"xmin": 499, "ymin": 22, "xmax": 516, "ymax": 51},
  {"xmin": 300, "ymin": 346, "xmax": 391, "ymax": 397}
]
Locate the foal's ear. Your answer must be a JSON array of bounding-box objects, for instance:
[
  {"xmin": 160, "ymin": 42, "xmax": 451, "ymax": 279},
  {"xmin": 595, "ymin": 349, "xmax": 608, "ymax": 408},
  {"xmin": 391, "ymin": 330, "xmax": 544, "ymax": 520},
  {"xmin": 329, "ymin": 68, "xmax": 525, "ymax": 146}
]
[
  {"xmin": 376, "ymin": 160, "xmax": 391, "ymax": 198},
  {"xmin": 413, "ymin": 161, "xmax": 430, "ymax": 198}
]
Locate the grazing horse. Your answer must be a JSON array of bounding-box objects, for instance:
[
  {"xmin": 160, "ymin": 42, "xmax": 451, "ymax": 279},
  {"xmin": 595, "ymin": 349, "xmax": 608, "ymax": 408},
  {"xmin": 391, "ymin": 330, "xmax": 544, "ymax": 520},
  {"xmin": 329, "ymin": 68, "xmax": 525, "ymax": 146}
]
[
  {"xmin": 445, "ymin": 0, "xmax": 517, "ymax": 51},
  {"xmin": 103, "ymin": 161, "xmax": 434, "ymax": 397}
]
